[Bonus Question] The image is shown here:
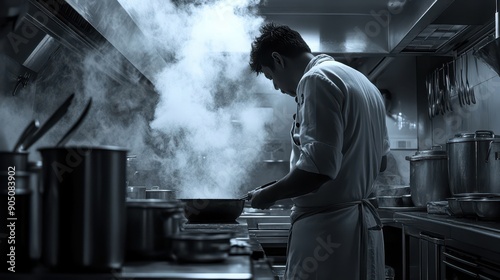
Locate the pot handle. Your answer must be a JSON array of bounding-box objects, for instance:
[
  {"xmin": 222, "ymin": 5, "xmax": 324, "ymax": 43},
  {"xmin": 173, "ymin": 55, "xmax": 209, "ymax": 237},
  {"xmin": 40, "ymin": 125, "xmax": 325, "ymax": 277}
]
[
  {"xmin": 475, "ymin": 130, "xmax": 495, "ymax": 138},
  {"xmin": 486, "ymin": 140, "xmax": 493, "ymax": 163}
]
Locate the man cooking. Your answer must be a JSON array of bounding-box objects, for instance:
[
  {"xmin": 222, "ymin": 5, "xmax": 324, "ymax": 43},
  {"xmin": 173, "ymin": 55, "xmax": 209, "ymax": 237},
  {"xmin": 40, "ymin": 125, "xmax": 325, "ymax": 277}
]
[{"xmin": 248, "ymin": 23, "xmax": 390, "ymax": 279}]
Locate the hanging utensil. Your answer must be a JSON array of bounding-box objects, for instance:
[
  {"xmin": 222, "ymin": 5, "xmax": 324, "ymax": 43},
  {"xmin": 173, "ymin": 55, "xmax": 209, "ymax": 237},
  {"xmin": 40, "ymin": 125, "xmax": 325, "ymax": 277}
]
[
  {"xmin": 446, "ymin": 61, "xmax": 454, "ymax": 112},
  {"xmin": 426, "ymin": 73, "xmax": 433, "ymax": 119},
  {"xmin": 460, "ymin": 56, "xmax": 466, "ymax": 107},
  {"xmin": 465, "ymin": 53, "xmax": 471, "ymax": 105},
  {"xmin": 56, "ymin": 98, "xmax": 93, "ymax": 147},
  {"xmin": 472, "ymin": 56, "xmax": 479, "ymax": 104},
  {"xmin": 21, "ymin": 93, "xmax": 75, "ymax": 150},
  {"xmin": 13, "ymin": 120, "xmax": 40, "ymax": 152}
]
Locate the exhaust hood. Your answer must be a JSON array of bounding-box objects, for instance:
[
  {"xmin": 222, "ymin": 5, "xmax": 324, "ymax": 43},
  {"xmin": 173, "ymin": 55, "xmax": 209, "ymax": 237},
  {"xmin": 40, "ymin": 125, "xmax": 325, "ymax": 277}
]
[
  {"xmin": 2, "ymin": 0, "xmax": 497, "ymax": 88},
  {"xmin": 1, "ymin": 0, "xmax": 153, "ymax": 93}
]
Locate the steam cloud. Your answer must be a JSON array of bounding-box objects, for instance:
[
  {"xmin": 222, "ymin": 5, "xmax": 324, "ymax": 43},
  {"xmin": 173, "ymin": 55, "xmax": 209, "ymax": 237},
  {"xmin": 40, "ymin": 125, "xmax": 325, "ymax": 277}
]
[
  {"xmin": 117, "ymin": 0, "xmax": 269, "ymax": 198},
  {"xmin": 1, "ymin": 0, "xmax": 273, "ymax": 198}
]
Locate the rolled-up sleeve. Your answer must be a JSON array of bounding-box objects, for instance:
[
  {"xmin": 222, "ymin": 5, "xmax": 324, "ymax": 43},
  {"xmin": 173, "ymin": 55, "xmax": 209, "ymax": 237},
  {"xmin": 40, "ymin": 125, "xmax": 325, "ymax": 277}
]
[{"xmin": 295, "ymin": 73, "xmax": 345, "ymax": 179}]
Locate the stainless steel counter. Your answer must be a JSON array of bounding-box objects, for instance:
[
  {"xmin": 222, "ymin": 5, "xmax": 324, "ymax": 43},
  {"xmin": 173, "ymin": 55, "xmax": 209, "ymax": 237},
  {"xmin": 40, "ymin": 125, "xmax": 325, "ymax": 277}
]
[
  {"xmin": 118, "ymin": 256, "xmax": 253, "ymax": 279},
  {"xmin": 379, "ymin": 208, "xmax": 500, "ymax": 264}
]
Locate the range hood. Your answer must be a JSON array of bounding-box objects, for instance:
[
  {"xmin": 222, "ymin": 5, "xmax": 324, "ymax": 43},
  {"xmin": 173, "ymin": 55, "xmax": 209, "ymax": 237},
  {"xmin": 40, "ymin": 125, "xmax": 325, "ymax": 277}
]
[
  {"xmin": 258, "ymin": 0, "xmax": 496, "ymax": 79},
  {"xmin": 2, "ymin": 0, "xmax": 497, "ymax": 88},
  {"xmin": 1, "ymin": 0, "xmax": 154, "ymax": 94}
]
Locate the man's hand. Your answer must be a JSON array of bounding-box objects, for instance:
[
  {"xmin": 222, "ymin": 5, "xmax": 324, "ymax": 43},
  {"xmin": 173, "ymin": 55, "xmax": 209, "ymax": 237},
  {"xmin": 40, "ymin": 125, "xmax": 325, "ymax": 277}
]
[{"xmin": 250, "ymin": 188, "xmax": 275, "ymax": 209}]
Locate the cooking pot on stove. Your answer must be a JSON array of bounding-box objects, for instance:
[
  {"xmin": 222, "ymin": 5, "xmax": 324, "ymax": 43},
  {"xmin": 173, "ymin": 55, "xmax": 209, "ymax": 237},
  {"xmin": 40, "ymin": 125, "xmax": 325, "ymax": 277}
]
[
  {"xmin": 405, "ymin": 146, "xmax": 450, "ymax": 207},
  {"xmin": 447, "ymin": 130, "xmax": 500, "ymax": 195},
  {"xmin": 168, "ymin": 231, "xmax": 233, "ymax": 263},
  {"xmin": 125, "ymin": 199, "xmax": 183, "ymax": 260}
]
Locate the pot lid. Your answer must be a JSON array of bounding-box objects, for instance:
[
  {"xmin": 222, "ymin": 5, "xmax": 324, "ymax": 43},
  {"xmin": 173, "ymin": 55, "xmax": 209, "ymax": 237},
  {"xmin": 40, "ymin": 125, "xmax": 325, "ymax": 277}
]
[
  {"xmin": 126, "ymin": 198, "xmax": 182, "ymax": 209},
  {"xmin": 447, "ymin": 130, "xmax": 500, "ymax": 143},
  {"xmin": 406, "ymin": 147, "xmax": 447, "ymax": 161}
]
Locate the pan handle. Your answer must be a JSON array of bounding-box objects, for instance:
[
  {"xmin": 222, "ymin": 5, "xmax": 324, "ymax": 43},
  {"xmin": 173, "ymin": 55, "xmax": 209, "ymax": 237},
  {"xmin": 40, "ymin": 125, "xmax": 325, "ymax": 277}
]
[{"xmin": 240, "ymin": 180, "xmax": 278, "ymax": 200}]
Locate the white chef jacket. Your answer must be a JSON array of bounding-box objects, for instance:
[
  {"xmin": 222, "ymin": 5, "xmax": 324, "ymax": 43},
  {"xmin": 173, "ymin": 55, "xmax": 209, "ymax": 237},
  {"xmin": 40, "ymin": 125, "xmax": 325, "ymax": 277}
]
[{"xmin": 285, "ymin": 54, "xmax": 390, "ymax": 280}]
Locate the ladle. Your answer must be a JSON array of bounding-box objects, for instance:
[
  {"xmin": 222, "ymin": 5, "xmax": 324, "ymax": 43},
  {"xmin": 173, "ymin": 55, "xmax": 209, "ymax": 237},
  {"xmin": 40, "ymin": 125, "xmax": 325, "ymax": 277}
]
[
  {"xmin": 13, "ymin": 120, "xmax": 40, "ymax": 152},
  {"xmin": 21, "ymin": 93, "xmax": 75, "ymax": 150},
  {"xmin": 56, "ymin": 98, "xmax": 93, "ymax": 147}
]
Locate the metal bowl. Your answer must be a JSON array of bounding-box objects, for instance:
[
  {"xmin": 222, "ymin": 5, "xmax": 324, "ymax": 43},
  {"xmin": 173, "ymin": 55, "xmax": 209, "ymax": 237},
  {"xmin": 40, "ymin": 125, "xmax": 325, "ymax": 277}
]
[
  {"xmin": 457, "ymin": 198, "xmax": 477, "ymax": 217},
  {"xmin": 446, "ymin": 198, "xmax": 463, "ymax": 217},
  {"xmin": 377, "ymin": 196, "xmax": 404, "ymax": 207},
  {"xmin": 472, "ymin": 198, "xmax": 500, "ymax": 220}
]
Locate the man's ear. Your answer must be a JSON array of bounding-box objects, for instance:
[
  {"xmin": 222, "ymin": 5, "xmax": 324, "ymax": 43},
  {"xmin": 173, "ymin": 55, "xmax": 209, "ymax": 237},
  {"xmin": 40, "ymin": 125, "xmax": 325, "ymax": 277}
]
[{"xmin": 271, "ymin": 52, "xmax": 284, "ymax": 68}]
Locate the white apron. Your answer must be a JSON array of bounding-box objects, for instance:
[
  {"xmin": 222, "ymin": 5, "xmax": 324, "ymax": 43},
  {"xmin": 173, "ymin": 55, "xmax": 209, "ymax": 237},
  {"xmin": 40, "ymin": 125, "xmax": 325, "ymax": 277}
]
[{"xmin": 284, "ymin": 54, "xmax": 389, "ymax": 280}]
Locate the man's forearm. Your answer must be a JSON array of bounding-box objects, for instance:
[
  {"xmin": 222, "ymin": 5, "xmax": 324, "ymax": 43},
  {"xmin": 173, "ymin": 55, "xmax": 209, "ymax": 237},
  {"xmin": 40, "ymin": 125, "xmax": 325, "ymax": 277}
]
[{"xmin": 262, "ymin": 168, "xmax": 330, "ymax": 202}]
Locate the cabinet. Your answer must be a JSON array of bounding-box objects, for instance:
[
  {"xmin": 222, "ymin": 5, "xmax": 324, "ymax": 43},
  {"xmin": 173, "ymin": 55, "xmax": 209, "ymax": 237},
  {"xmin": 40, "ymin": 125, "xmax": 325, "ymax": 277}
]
[
  {"xmin": 402, "ymin": 226, "xmax": 444, "ymax": 280},
  {"xmin": 381, "ymin": 211, "xmax": 500, "ymax": 280}
]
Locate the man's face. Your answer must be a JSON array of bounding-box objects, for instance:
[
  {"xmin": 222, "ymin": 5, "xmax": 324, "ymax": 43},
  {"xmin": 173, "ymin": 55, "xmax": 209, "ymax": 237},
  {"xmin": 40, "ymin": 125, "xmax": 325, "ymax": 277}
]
[{"xmin": 261, "ymin": 58, "xmax": 296, "ymax": 97}]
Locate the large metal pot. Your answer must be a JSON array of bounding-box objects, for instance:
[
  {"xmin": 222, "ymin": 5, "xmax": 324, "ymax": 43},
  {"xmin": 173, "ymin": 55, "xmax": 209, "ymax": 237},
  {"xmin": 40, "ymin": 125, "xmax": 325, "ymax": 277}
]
[
  {"xmin": 125, "ymin": 199, "xmax": 183, "ymax": 260},
  {"xmin": 405, "ymin": 147, "xmax": 451, "ymax": 207},
  {"xmin": 181, "ymin": 199, "xmax": 245, "ymax": 223},
  {"xmin": 447, "ymin": 130, "xmax": 500, "ymax": 195},
  {"xmin": 38, "ymin": 146, "xmax": 127, "ymax": 272}
]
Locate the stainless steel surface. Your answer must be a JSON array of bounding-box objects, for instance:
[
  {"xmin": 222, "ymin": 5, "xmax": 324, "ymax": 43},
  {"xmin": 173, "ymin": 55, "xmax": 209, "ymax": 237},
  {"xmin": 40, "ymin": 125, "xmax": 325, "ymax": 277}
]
[
  {"xmin": 241, "ymin": 207, "xmax": 291, "ymax": 247},
  {"xmin": 118, "ymin": 256, "xmax": 252, "ymax": 279},
  {"xmin": 65, "ymin": 0, "xmax": 168, "ymax": 83},
  {"xmin": 406, "ymin": 148, "xmax": 450, "ymax": 207},
  {"xmin": 39, "ymin": 146, "xmax": 128, "ymax": 271},
  {"xmin": 145, "ymin": 187, "xmax": 176, "ymax": 200},
  {"xmin": 447, "ymin": 131, "xmax": 500, "ymax": 195},
  {"xmin": 125, "ymin": 199, "xmax": 183, "ymax": 260},
  {"xmin": 126, "ymin": 186, "xmax": 147, "ymax": 199},
  {"xmin": 473, "ymin": 0, "xmax": 500, "ymax": 76},
  {"xmin": 169, "ymin": 232, "xmax": 233, "ymax": 263}
]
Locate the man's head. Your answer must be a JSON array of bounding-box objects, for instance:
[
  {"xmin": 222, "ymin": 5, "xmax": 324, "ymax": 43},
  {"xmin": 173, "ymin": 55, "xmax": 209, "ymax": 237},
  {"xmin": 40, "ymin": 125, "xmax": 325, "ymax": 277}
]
[{"xmin": 249, "ymin": 23, "xmax": 312, "ymax": 96}]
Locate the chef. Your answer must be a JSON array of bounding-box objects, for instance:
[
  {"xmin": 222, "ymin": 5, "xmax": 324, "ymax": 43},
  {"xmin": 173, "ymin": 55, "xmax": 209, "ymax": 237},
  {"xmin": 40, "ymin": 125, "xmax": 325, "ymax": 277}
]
[{"xmin": 248, "ymin": 23, "xmax": 390, "ymax": 280}]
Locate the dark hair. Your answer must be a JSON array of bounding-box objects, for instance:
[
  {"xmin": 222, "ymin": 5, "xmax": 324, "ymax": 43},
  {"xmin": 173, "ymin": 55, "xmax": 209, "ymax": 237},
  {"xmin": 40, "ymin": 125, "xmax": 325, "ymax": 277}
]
[{"xmin": 249, "ymin": 22, "xmax": 311, "ymax": 74}]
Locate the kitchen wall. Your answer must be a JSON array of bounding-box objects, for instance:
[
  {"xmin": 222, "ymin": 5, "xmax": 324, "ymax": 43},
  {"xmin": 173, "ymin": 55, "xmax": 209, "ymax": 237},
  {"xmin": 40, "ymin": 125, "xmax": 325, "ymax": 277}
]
[{"xmin": 373, "ymin": 56, "xmax": 420, "ymax": 186}]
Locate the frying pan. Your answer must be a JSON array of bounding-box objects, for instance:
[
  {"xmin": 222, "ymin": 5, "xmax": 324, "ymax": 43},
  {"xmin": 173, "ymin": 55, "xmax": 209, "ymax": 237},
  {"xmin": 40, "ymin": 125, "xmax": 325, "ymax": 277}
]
[
  {"xmin": 180, "ymin": 180, "xmax": 277, "ymax": 223},
  {"xmin": 181, "ymin": 198, "xmax": 245, "ymax": 223}
]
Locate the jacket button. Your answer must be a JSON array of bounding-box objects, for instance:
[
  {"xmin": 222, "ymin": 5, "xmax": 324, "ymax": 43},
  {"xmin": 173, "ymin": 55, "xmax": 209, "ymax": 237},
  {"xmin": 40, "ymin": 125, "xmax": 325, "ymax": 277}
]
[{"xmin": 296, "ymin": 122, "xmax": 300, "ymax": 128}]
